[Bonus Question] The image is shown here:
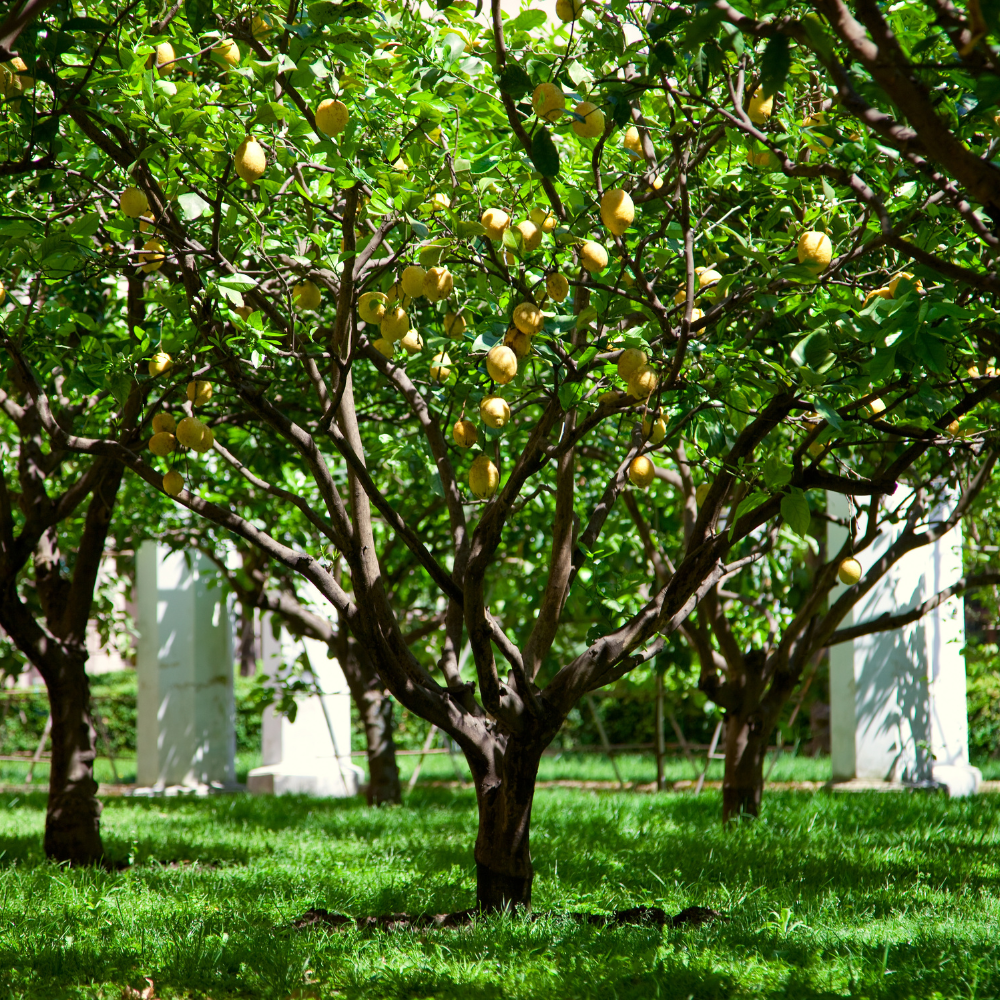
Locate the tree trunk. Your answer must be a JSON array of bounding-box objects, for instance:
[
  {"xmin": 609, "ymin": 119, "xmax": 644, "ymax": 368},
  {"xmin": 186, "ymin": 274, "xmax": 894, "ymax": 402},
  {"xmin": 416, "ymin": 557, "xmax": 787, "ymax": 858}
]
[
  {"xmin": 44, "ymin": 656, "xmax": 104, "ymax": 865},
  {"xmin": 473, "ymin": 744, "xmax": 541, "ymax": 912},
  {"xmin": 238, "ymin": 602, "xmax": 257, "ymax": 676},
  {"xmin": 721, "ymin": 710, "xmax": 767, "ymax": 823}
]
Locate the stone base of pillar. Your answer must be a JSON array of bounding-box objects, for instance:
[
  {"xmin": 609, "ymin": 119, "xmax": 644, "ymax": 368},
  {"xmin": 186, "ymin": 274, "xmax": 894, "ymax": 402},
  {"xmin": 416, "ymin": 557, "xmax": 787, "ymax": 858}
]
[
  {"xmin": 247, "ymin": 759, "xmax": 363, "ymax": 798},
  {"xmin": 931, "ymin": 763, "xmax": 982, "ymax": 798},
  {"xmin": 128, "ymin": 781, "xmax": 245, "ymax": 798},
  {"xmin": 828, "ymin": 765, "xmax": 982, "ymax": 797}
]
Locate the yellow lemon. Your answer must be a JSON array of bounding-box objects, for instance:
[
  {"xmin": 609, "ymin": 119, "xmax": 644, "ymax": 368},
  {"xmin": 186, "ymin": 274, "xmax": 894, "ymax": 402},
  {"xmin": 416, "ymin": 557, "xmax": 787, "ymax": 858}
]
[
  {"xmin": 546, "ymin": 272, "xmax": 569, "ymax": 302},
  {"xmin": 151, "ymin": 412, "xmax": 175, "ymax": 434},
  {"xmin": 380, "ymin": 306, "xmax": 409, "ymax": 342},
  {"xmin": 453, "ymin": 420, "xmax": 478, "ymax": 448},
  {"xmin": 797, "ymin": 231, "xmax": 832, "ymax": 274},
  {"xmin": 155, "ymin": 42, "xmax": 176, "ymax": 74},
  {"xmin": 515, "ymin": 219, "xmax": 542, "ymax": 252},
  {"xmin": 444, "ymin": 311, "xmax": 467, "ymax": 338},
  {"xmin": 315, "ymin": 98, "xmax": 349, "ymax": 136},
  {"xmin": 163, "ymin": 470, "xmax": 184, "ymax": 496},
  {"xmin": 359, "ymin": 291, "xmax": 387, "ymax": 324},
  {"xmin": 627, "ymin": 364, "xmax": 658, "ymax": 399},
  {"xmin": 617, "ymin": 348, "xmax": 647, "ymax": 382},
  {"xmin": 748, "ymin": 92, "xmax": 773, "ymax": 124},
  {"xmin": 555, "ymin": 0, "xmax": 584, "ymax": 21},
  {"xmin": 572, "ymin": 100, "xmax": 605, "ymax": 138},
  {"xmin": 149, "ymin": 432, "xmax": 176, "ymax": 457},
  {"xmin": 888, "ymin": 271, "xmax": 922, "ymax": 296},
  {"xmin": 838, "ymin": 557, "xmax": 862, "ymax": 586},
  {"xmin": 529, "ymin": 207, "xmax": 557, "ymax": 233},
  {"xmin": 120, "ymin": 187, "xmax": 148, "ymax": 218},
  {"xmin": 642, "ymin": 414, "xmax": 666, "ymax": 444},
  {"xmin": 532, "ymin": 82, "xmax": 565, "ymax": 122},
  {"xmin": 186, "ymin": 380, "xmax": 212, "ymax": 405},
  {"xmin": 148, "ymin": 352, "xmax": 171, "ymax": 376},
  {"xmin": 212, "ymin": 39, "xmax": 240, "ymax": 66},
  {"xmin": 400, "ymin": 328, "xmax": 424, "ymax": 354},
  {"xmin": 629, "ymin": 455, "xmax": 655, "ymax": 488},
  {"xmin": 469, "ymin": 454, "xmax": 500, "ymax": 499},
  {"xmin": 863, "ymin": 287, "xmax": 892, "ymax": 307},
  {"xmin": 401, "ymin": 265, "xmax": 426, "ymax": 298},
  {"xmin": 580, "ymin": 241, "xmax": 608, "ymax": 273},
  {"xmin": 234, "ymin": 138, "xmax": 267, "ymax": 182},
  {"xmin": 513, "ymin": 301, "xmax": 544, "ymax": 335},
  {"xmin": 480, "ymin": 395, "xmax": 510, "ymax": 429},
  {"xmin": 372, "ymin": 337, "xmax": 395, "ymax": 358},
  {"xmin": 293, "ymin": 280, "xmax": 321, "ymax": 311},
  {"xmin": 429, "ymin": 351, "xmax": 452, "ymax": 381},
  {"xmin": 623, "ymin": 125, "xmax": 642, "ymax": 154},
  {"xmin": 487, "ymin": 344, "xmax": 518, "ymax": 384},
  {"xmin": 600, "ymin": 189, "xmax": 635, "ymax": 237},
  {"xmin": 481, "ymin": 208, "xmax": 510, "ymax": 241},
  {"xmin": 422, "ymin": 266, "xmax": 453, "ymax": 302},
  {"xmin": 139, "ymin": 239, "xmax": 165, "ymax": 273}
]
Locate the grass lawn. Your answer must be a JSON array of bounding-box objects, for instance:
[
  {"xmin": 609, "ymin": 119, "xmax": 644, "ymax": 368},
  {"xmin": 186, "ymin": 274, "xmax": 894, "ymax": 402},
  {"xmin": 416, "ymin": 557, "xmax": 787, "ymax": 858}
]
[{"xmin": 1, "ymin": 771, "xmax": 999, "ymax": 999}]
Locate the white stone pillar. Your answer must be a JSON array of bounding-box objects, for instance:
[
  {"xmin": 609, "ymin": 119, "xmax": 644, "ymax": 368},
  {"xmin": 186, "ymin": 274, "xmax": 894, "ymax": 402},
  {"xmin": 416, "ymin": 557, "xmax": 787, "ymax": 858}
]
[
  {"xmin": 247, "ymin": 615, "xmax": 361, "ymax": 797},
  {"xmin": 136, "ymin": 542, "xmax": 236, "ymax": 790},
  {"xmin": 827, "ymin": 492, "xmax": 980, "ymax": 795}
]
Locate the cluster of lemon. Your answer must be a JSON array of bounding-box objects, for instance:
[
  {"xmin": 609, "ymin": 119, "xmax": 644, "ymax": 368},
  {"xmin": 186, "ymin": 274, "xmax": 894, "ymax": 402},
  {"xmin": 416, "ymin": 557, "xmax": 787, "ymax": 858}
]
[
  {"xmin": 744, "ymin": 90, "xmax": 849, "ymax": 167},
  {"xmin": 862, "ymin": 270, "xmax": 922, "ymax": 307}
]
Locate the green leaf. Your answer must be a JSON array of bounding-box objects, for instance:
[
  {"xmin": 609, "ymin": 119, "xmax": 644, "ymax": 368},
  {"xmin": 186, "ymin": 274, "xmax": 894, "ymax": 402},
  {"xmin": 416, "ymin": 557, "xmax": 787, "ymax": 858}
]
[
  {"xmin": 912, "ymin": 330, "xmax": 948, "ymax": 373},
  {"xmin": 308, "ymin": 0, "xmax": 372, "ymax": 24},
  {"xmin": 185, "ymin": 0, "xmax": 213, "ymax": 35},
  {"xmin": 760, "ymin": 35, "xmax": 791, "ymax": 97},
  {"xmin": 726, "ymin": 388, "xmax": 748, "ymax": 432},
  {"xmin": 791, "ymin": 330, "xmax": 836, "ymax": 373},
  {"xmin": 691, "ymin": 46, "xmax": 709, "ymax": 95},
  {"xmin": 456, "ymin": 220, "xmax": 487, "ymax": 239},
  {"xmin": 763, "ymin": 456, "xmax": 791, "ymax": 489},
  {"xmin": 62, "ymin": 16, "xmax": 112, "ymax": 31},
  {"xmin": 813, "ymin": 399, "xmax": 843, "ymax": 430},
  {"xmin": 219, "ymin": 273, "xmax": 257, "ymax": 292},
  {"xmin": 781, "ymin": 488, "xmax": 811, "ymax": 536},
  {"xmin": 801, "ymin": 13, "xmax": 834, "ymax": 61},
  {"xmin": 498, "ymin": 64, "xmax": 533, "ymax": 99},
  {"xmin": 177, "ymin": 192, "xmax": 210, "ymax": 220},
  {"xmin": 529, "ymin": 126, "xmax": 560, "ymax": 177}
]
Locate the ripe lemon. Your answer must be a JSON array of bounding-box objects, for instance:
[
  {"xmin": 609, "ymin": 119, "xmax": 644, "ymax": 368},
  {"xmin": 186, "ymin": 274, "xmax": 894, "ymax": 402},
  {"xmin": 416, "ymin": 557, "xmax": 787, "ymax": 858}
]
[
  {"xmin": 802, "ymin": 112, "xmax": 834, "ymax": 150},
  {"xmin": 642, "ymin": 413, "xmax": 666, "ymax": 444},
  {"xmin": 572, "ymin": 101, "xmax": 605, "ymax": 138},
  {"xmin": 695, "ymin": 483, "xmax": 710, "ymax": 505},
  {"xmin": 359, "ymin": 291, "xmax": 387, "ymax": 324},
  {"xmin": 176, "ymin": 416, "xmax": 207, "ymax": 450},
  {"xmin": 598, "ymin": 389, "xmax": 621, "ymax": 405},
  {"xmin": 252, "ymin": 12, "xmax": 276, "ymax": 37},
  {"xmin": 0, "ymin": 279, "xmax": 5, "ymax": 305},
  {"xmin": 529, "ymin": 207, "xmax": 557, "ymax": 233},
  {"xmin": 797, "ymin": 231, "xmax": 832, "ymax": 274},
  {"xmin": 381, "ymin": 305, "xmax": 409, "ymax": 342},
  {"xmin": 504, "ymin": 328, "xmax": 532, "ymax": 357},
  {"xmin": 946, "ymin": 419, "xmax": 961, "ymax": 437},
  {"xmin": 863, "ymin": 287, "xmax": 892, "ymax": 307},
  {"xmin": 120, "ymin": 187, "xmax": 148, "ymax": 218},
  {"xmin": 888, "ymin": 271, "xmax": 922, "ymax": 296},
  {"xmin": 627, "ymin": 364, "xmax": 658, "ymax": 399},
  {"xmin": 235, "ymin": 138, "xmax": 267, "ymax": 182},
  {"xmin": 868, "ymin": 397, "xmax": 885, "ymax": 416},
  {"xmin": 480, "ymin": 395, "xmax": 510, "ymax": 428},
  {"xmin": 187, "ymin": 380, "xmax": 212, "ymax": 405},
  {"xmin": 372, "ymin": 337, "xmax": 394, "ymax": 358},
  {"xmin": 149, "ymin": 432, "xmax": 176, "ymax": 457},
  {"xmin": 617, "ymin": 348, "xmax": 646, "ymax": 381},
  {"xmin": 487, "ymin": 344, "xmax": 517, "ymax": 384},
  {"xmin": 515, "ymin": 219, "xmax": 542, "ymax": 252},
  {"xmin": 315, "ymin": 98, "xmax": 349, "ymax": 136},
  {"xmin": 513, "ymin": 301, "xmax": 544, "ymax": 335},
  {"xmin": 139, "ymin": 239, "xmax": 165, "ymax": 273},
  {"xmin": 838, "ymin": 557, "xmax": 862, "ymax": 585},
  {"xmin": 748, "ymin": 92, "xmax": 773, "ymax": 124},
  {"xmin": 148, "ymin": 352, "xmax": 171, "ymax": 376},
  {"xmin": 400, "ymin": 328, "xmax": 424, "ymax": 354},
  {"xmin": 429, "ymin": 352, "xmax": 452, "ymax": 382},
  {"xmin": 401, "ymin": 265, "xmax": 426, "ymax": 298},
  {"xmin": 444, "ymin": 311, "xmax": 467, "ymax": 338},
  {"xmin": 293, "ymin": 280, "xmax": 321, "ymax": 311},
  {"xmin": 151, "ymin": 412, "xmax": 175, "ymax": 434},
  {"xmin": 155, "ymin": 42, "xmax": 175, "ymax": 74},
  {"xmin": 234, "ymin": 304, "xmax": 255, "ymax": 320},
  {"xmin": 808, "ymin": 440, "xmax": 824, "ymax": 458},
  {"xmin": 481, "ymin": 208, "xmax": 510, "ymax": 241},
  {"xmin": 422, "ymin": 266, "xmax": 453, "ymax": 302},
  {"xmin": 546, "ymin": 272, "xmax": 569, "ymax": 302},
  {"xmin": 532, "ymin": 82, "xmax": 565, "ymax": 122},
  {"xmin": 386, "ymin": 283, "xmax": 411, "ymax": 308},
  {"xmin": 453, "ymin": 419, "xmax": 478, "ymax": 448},
  {"xmin": 212, "ymin": 39, "xmax": 240, "ymax": 66},
  {"xmin": 163, "ymin": 470, "xmax": 184, "ymax": 496},
  {"xmin": 629, "ymin": 455, "xmax": 655, "ymax": 488},
  {"xmin": 469, "ymin": 454, "xmax": 500, "ymax": 499},
  {"xmin": 600, "ymin": 189, "xmax": 634, "ymax": 238},
  {"xmin": 555, "ymin": 0, "xmax": 584, "ymax": 21},
  {"xmin": 580, "ymin": 241, "xmax": 608, "ymax": 273},
  {"xmin": 623, "ymin": 125, "xmax": 642, "ymax": 154}
]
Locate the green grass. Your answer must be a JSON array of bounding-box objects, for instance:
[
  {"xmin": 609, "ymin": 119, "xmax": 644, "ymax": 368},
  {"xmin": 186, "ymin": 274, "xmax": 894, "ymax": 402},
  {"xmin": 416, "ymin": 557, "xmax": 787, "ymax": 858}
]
[{"xmin": 1, "ymin": 780, "xmax": 1000, "ymax": 999}]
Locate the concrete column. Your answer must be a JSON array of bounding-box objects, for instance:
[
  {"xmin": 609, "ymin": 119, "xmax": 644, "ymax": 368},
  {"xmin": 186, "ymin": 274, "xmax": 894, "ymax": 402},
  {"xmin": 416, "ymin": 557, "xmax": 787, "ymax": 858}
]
[
  {"xmin": 827, "ymin": 492, "xmax": 980, "ymax": 795},
  {"xmin": 247, "ymin": 615, "xmax": 361, "ymax": 797},
  {"xmin": 136, "ymin": 542, "xmax": 235, "ymax": 790}
]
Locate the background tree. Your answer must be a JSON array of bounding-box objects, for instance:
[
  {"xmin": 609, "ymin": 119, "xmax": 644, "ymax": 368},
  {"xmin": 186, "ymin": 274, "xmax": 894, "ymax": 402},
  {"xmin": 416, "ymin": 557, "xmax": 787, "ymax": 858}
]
[{"xmin": 3, "ymin": 0, "xmax": 999, "ymax": 908}]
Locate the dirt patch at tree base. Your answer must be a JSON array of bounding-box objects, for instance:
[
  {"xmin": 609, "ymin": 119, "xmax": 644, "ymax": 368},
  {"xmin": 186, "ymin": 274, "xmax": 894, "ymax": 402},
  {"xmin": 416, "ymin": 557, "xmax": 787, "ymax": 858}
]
[{"xmin": 292, "ymin": 904, "xmax": 726, "ymax": 932}]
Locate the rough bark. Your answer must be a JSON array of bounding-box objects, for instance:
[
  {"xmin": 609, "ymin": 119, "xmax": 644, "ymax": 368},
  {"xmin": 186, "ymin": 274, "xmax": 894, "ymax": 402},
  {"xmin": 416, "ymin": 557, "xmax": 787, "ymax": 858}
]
[
  {"xmin": 472, "ymin": 743, "xmax": 542, "ymax": 912},
  {"xmin": 43, "ymin": 655, "xmax": 104, "ymax": 863},
  {"xmin": 721, "ymin": 710, "xmax": 767, "ymax": 823}
]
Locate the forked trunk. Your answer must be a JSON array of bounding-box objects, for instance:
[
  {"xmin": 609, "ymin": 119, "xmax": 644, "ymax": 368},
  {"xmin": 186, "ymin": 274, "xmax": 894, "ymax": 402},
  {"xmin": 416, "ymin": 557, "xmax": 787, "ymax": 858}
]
[
  {"xmin": 473, "ymin": 744, "xmax": 541, "ymax": 912},
  {"xmin": 722, "ymin": 710, "xmax": 767, "ymax": 823},
  {"xmin": 44, "ymin": 657, "xmax": 104, "ymax": 865}
]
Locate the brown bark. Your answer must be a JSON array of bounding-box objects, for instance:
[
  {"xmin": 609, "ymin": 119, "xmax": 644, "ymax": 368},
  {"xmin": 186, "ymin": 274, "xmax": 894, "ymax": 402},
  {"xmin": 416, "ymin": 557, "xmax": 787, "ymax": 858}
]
[
  {"xmin": 472, "ymin": 742, "xmax": 542, "ymax": 912},
  {"xmin": 721, "ymin": 710, "xmax": 767, "ymax": 823},
  {"xmin": 238, "ymin": 603, "xmax": 257, "ymax": 676}
]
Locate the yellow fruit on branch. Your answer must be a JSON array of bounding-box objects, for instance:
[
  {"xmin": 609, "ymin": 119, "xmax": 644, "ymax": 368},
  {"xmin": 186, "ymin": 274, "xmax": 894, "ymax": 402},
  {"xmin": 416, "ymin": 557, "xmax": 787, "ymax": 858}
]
[
  {"xmin": 0, "ymin": 279, "xmax": 5, "ymax": 305},
  {"xmin": 797, "ymin": 230, "xmax": 832, "ymax": 275},
  {"xmin": 151, "ymin": 412, "xmax": 175, "ymax": 434},
  {"xmin": 529, "ymin": 207, "xmax": 557, "ymax": 233},
  {"xmin": 148, "ymin": 352, "xmax": 171, "ymax": 376},
  {"xmin": 802, "ymin": 112, "xmax": 834, "ymax": 149},
  {"xmin": 187, "ymin": 380, "xmax": 212, "ymax": 406},
  {"xmin": 469, "ymin": 454, "xmax": 500, "ymax": 499},
  {"xmin": 623, "ymin": 125, "xmax": 642, "ymax": 155},
  {"xmin": 600, "ymin": 189, "xmax": 635, "ymax": 237},
  {"xmin": 176, "ymin": 417, "xmax": 209, "ymax": 451},
  {"xmin": 481, "ymin": 208, "xmax": 510, "ymax": 241},
  {"xmin": 252, "ymin": 12, "xmax": 276, "ymax": 37},
  {"xmin": 212, "ymin": 39, "xmax": 240, "ymax": 66},
  {"xmin": 400, "ymin": 328, "xmax": 424, "ymax": 354},
  {"xmin": 139, "ymin": 239, "xmax": 165, "ymax": 273},
  {"xmin": 946, "ymin": 419, "xmax": 961, "ymax": 437},
  {"xmin": 155, "ymin": 42, "xmax": 176, "ymax": 74},
  {"xmin": 838, "ymin": 557, "xmax": 862, "ymax": 586},
  {"xmin": 359, "ymin": 291, "xmax": 387, "ymax": 324},
  {"xmin": 293, "ymin": 280, "xmax": 322, "ymax": 311},
  {"xmin": 748, "ymin": 92, "xmax": 773, "ymax": 124},
  {"xmin": 580, "ymin": 241, "xmax": 608, "ymax": 273},
  {"xmin": 372, "ymin": 337, "xmax": 395, "ymax": 358},
  {"xmin": 572, "ymin": 100, "xmax": 605, "ymax": 138},
  {"xmin": 480, "ymin": 395, "xmax": 510, "ymax": 428},
  {"xmin": 698, "ymin": 268, "xmax": 723, "ymax": 291},
  {"xmin": 149, "ymin": 431, "xmax": 176, "ymax": 457},
  {"xmin": 863, "ymin": 287, "xmax": 892, "ymax": 307},
  {"xmin": 444, "ymin": 311, "xmax": 467, "ymax": 338},
  {"xmin": 422, "ymin": 266, "xmax": 453, "ymax": 302},
  {"xmin": 401, "ymin": 265, "xmax": 426, "ymax": 298},
  {"xmin": 120, "ymin": 187, "xmax": 149, "ymax": 218},
  {"xmin": 315, "ymin": 98, "xmax": 349, "ymax": 136},
  {"xmin": 695, "ymin": 482, "xmax": 710, "ymax": 505},
  {"xmin": 487, "ymin": 344, "xmax": 518, "ymax": 384},
  {"xmin": 629, "ymin": 455, "xmax": 655, "ymax": 488},
  {"xmin": 598, "ymin": 389, "xmax": 621, "ymax": 405},
  {"xmin": 555, "ymin": 0, "xmax": 584, "ymax": 21},
  {"xmin": 234, "ymin": 304, "xmax": 255, "ymax": 320},
  {"xmin": 617, "ymin": 347, "xmax": 647, "ymax": 382},
  {"xmin": 386, "ymin": 283, "xmax": 411, "ymax": 308},
  {"xmin": 381, "ymin": 305, "xmax": 409, "ymax": 342},
  {"xmin": 515, "ymin": 219, "xmax": 542, "ymax": 253},
  {"xmin": 512, "ymin": 301, "xmax": 544, "ymax": 335},
  {"xmin": 546, "ymin": 272, "xmax": 569, "ymax": 302},
  {"xmin": 163, "ymin": 470, "xmax": 184, "ymax": 496},
  {"xmin": 235, "ymin": 138, "xmax": 267, "ymax": 182},
  {"xmin": 888, "ymin": 271, "xmax": 923, "ymax": 296},
  {"xmin": 453, "ymin": 419, "xmax": 478, "ymax": 448},
  {"xmin": 429, "ymin": 351, "xmax": 452, "ymax": 382},
  {"xmin": 504, "ymin": 327, "xmax": 532, "ymax": 358},
  {"xmin": 627, "ymin": 364, "xmax": 658, "ymax": 399},
  {"xmin": 868, "ymin": 397, "xmax": 886, "ymax": 416},
  {"xmin": 642, "ymin": 413, "xmax": 666, "ymax": 444},
  {"xmin": 531, "ymin": 82, "xmax": 565, "ymax": 122}
]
